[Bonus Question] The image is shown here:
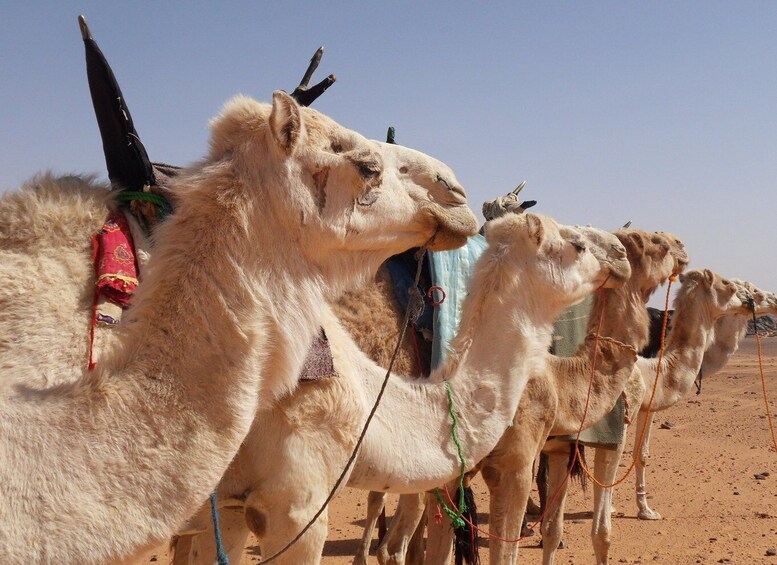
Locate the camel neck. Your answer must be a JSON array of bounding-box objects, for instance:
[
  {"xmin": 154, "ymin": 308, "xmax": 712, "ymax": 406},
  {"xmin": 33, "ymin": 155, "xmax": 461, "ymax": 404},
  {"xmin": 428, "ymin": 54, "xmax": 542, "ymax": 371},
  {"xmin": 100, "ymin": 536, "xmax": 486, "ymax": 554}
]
[
  {"xmin": 640, "ymin": 290, "xmax": 715, "ymax": 409},
  {"xmin": 348, "ymin": 272, "xmax": 567, "ymax": 493},
  {"xmin": 0, "ymin": 186, "xmax": 328, "ymax": 564},
  {"xmin": 588, "ymin": 282, "xmax": 650, "ymax": 349},
  {"xmin": 700, "ymin": 313, "xmax": 749, "ymax": 376}
]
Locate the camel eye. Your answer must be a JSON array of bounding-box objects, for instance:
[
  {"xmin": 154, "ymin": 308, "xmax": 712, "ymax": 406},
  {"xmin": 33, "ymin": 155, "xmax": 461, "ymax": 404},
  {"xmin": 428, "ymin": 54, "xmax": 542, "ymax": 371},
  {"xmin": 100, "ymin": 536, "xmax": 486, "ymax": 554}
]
[
  {"xmin": 571, "ymin": 241, "xmax": 586, "ymax": 253},
  {"xmin": 399, "ymin": 166, "xmax": 409, "ymax": 174}
]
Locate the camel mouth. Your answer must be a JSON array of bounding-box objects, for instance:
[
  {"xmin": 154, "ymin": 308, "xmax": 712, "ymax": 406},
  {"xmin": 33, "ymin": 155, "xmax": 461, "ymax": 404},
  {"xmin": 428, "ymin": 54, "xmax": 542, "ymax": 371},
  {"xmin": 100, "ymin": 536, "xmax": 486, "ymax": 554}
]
[
  {"xmin": 424, "ymin": 204, "xmax": 479, "ymax": 251},
  {"xmin": 602, "ymin": 262, "xmax": 631, "ymax": 287},
  {"xmin": 674, "ymin": 258, "xmax": 690, "ymax": 273}
]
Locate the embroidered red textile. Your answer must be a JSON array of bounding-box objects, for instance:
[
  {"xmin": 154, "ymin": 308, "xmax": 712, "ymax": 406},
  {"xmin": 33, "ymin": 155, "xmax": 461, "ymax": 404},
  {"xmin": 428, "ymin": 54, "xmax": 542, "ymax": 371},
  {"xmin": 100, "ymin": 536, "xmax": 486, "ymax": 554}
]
[{"xmin": 94, "ymin": 211, "xmax": 138, "ymax": 308}]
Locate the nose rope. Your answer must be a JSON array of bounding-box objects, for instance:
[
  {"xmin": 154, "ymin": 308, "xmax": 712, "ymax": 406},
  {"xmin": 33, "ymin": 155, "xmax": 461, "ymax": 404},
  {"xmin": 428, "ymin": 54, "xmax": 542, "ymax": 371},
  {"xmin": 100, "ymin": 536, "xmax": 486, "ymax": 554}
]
[
  {"xmin": 750, "ymin": 301, "xmax": 777, "ymax": 456},
  {"xmin": 573, "ymin": 276, "xmax": 675, "ymax": 488}
]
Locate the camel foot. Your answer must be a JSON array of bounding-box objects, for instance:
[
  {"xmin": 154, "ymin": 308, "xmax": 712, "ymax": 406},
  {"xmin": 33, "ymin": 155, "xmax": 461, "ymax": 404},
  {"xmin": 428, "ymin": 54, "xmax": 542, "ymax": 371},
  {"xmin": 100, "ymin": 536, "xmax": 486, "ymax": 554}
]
[
  {"xmin": 521, "ymin": 525, "xmax": 535, "ymax": 538},
  {"xmin": 610, "ymin": 505, "xmax": 617, "ymax": 515},
  {"xmin": 637, "ymin": 508, "xmax": 662, "ymax": 520}
]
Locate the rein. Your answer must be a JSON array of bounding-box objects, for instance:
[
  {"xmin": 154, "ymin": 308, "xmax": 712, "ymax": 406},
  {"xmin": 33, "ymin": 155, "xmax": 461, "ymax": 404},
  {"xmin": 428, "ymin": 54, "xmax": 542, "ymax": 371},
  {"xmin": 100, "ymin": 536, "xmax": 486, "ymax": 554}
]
[
  {"xmin": 260, "ymin": 247, "xmax": 429, "ymax": 563},
  {"xmin": 574, "ymin": 276, "xmax": 675, "ymax": 488},
  {"xmin": 751, "ymin": 302, "xmax": 777, "ymax": 455}
]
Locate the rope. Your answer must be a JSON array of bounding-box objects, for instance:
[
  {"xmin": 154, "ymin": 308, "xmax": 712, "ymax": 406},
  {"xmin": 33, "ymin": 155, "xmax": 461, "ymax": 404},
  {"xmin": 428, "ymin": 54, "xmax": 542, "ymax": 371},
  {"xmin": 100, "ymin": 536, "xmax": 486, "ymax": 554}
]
[
  {"xmin": 260, "ymin": 248, "xmax": 428, "ymax": 563},
  {"xmin": 432, "ymin": 381, "xmax": 469, "ymax": 528},
  {"xmin": 751, "ymin": 306, "xmax": 777, "ymax": 454},
  {"xmin": 437, "ymin": 287, "xmax": 614, "ymax": 544},
  {"xmin": 116, "ymin": 190, "xmax": 173, "ymax": 214},
  {"xmin": 574, "ymin": 277, "xmax": 675, "ymax": 488},
  {"xmin": 209, "ymin": 491, "xmax": 230, "ymax": 565}
]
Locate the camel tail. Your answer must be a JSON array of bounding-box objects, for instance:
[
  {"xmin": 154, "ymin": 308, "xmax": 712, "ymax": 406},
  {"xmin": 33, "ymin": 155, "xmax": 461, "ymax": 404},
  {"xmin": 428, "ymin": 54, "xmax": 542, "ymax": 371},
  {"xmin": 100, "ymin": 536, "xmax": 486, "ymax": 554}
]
[
  {"xmin": 453, "ymin": 486, "xmax": 481, "ymax": 565},
  {"xmin": 569, "ymin": 443, "xmax": 589, "ymax": 493}
]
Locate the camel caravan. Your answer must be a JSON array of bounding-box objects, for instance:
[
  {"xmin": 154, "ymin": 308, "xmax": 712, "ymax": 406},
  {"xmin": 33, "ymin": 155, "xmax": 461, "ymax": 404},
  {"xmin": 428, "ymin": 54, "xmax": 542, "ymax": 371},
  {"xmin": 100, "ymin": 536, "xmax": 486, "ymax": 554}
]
[{"xmin": 1, "ymin": 16, "xmax": 775, "ymax": 565}]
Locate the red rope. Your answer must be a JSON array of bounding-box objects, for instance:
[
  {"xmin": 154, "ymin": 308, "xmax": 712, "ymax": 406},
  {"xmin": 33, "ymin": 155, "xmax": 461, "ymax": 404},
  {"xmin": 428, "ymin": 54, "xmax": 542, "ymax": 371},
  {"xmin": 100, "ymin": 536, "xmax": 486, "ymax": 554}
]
[
  {"xmin": 753, "ymin": 316, "xmax": 777, "ymax": 454},
  {"xmin": 428, "ymin": 285, "xmax": 446, "ymax": 306},
  {"xmin": 573, "ymin": 278, "xmax": 674, "ymax": 488}
]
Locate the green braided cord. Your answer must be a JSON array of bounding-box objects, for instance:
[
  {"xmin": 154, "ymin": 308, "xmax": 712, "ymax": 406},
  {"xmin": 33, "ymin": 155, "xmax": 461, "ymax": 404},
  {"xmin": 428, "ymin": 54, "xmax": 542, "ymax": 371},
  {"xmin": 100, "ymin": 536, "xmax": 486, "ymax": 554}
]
[
  {"xmin": 432, "ymin": 380, "xmax": 468, "ymax": 528},
  {"xmin": 116, "ymin": 191, "xmax": 172, "ymax": 218}
]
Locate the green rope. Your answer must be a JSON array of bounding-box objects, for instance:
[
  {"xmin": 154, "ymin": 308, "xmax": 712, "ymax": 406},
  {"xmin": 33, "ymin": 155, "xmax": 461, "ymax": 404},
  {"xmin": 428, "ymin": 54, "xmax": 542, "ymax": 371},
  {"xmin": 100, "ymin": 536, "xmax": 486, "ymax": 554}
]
[
  {"xmin": 115, "ymin": 190, "xmax": 172, "ymax": 218},
  {"xmin": 433, "ymin": 380, "xmax": 468, "ymax": 528}
]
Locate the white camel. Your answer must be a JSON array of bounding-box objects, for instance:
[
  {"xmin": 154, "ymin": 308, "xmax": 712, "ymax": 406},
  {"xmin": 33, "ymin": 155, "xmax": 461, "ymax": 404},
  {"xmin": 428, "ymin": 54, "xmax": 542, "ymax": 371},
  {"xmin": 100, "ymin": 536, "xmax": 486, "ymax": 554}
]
[
  {"xmin": 372, "ymin": 229, "xmax": 689, "ymax": 565},
  {"xmin": 169, "ymin": 212, "xmax": 632, "ymax": 564},
  {"xmin": 541, "ymin": 269, "xmax": 752, "ymax": 565},
  {"xmin": 0, "ymin": 92, "xmax": 478, "ymax": 564}
]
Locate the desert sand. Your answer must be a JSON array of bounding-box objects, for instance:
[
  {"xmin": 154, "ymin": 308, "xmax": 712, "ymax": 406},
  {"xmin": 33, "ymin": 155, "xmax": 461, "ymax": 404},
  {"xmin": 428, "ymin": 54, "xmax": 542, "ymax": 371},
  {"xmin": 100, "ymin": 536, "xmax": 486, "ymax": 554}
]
[{"xmin": 151, "ymin": 336, "xmax": 777, "ymax": 564}]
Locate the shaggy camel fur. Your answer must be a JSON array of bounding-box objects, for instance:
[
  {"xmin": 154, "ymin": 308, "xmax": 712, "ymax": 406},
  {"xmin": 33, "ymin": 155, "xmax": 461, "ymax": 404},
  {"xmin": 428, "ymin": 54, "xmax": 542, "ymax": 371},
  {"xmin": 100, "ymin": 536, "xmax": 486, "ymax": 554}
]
[
  {"xmin": 0, "ymin": 92, "xmax": 479, "ymax": 564},
  {"xmin": 368, "ymin": 228, "xmax": 685, "ymax": 565},
  {"xmin": 169, "ymin": 213, "xmax": 632, "ymax": 565},
  {"xmin": 541, "ymin": 269, "xmax": 751, "ymax": 565}
]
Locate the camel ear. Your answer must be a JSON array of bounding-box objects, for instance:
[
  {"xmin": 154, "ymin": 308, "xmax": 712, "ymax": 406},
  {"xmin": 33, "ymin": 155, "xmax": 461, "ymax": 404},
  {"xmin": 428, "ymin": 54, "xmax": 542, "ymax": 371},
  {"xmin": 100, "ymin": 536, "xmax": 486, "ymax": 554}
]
[
  {"xmin": 269, "ymin": 90, "xmax": 303, "ymax": 154},
  {"xmin": 524, "ymin": 213, "xmax": 545, "ymax": 247},
  {"xmin": 703, "ymin": 269, "xmax": 715, "ymax": 285}
]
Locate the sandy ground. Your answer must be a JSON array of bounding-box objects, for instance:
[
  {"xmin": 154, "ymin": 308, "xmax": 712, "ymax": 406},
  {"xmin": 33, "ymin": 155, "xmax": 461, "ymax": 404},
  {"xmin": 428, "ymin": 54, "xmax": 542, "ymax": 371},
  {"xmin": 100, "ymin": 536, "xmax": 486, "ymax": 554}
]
[{"xmin": 150, "ymin": 337, "xmax": 777, "ymax": 564}]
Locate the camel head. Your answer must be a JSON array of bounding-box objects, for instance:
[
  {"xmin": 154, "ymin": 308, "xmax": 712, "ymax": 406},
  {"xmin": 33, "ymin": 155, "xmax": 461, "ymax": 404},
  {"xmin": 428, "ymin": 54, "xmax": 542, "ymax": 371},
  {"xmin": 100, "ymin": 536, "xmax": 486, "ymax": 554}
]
[
  {"xmin": 732, "ymin": 279, "xmax": 773, "ymax": 315},
  {"xmin": 615, "ymin": 229, "xmax": 687, "ymax": 300},
  {"xmin": 675, "ymin": 269, "xmax": 750, "ymax": 320},
  {"xmin": 483, "ymin": 213, "xmax": 631, "ymax": 308},
  {"xmin": 656, "ymin": 231, "xmax": 690, "ymax": 275},
  {"xmin": 574, "ymin": 226, "xmax": 631, "ymax": 285},
  {"xmin": 207, "ymin": 92, "xmax": 477, "ymax": 268}
]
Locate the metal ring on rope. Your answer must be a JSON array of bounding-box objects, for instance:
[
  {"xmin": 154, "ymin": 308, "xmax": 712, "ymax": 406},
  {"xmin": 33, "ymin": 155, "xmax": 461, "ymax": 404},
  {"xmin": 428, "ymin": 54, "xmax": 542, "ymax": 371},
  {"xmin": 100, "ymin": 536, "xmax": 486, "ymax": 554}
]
[{"xmin": 428, "ymin": 285, "xmax": 446, "ymax": 306}]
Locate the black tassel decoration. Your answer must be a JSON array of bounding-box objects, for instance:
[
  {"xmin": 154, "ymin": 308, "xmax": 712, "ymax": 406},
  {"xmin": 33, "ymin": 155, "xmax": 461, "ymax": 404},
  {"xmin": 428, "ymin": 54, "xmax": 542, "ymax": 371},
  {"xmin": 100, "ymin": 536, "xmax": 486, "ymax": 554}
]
[{"xmin": 453, "ymin": 486, "xmax": 481, "ymax": 565}]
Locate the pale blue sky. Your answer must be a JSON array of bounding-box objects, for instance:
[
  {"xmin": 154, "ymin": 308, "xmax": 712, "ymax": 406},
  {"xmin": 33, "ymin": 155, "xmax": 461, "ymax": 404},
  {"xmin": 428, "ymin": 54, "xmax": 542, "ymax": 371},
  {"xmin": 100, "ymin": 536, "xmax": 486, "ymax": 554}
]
[{"xmin": 2, "ymin": 2, "xmax": 776, "ymax": 305}]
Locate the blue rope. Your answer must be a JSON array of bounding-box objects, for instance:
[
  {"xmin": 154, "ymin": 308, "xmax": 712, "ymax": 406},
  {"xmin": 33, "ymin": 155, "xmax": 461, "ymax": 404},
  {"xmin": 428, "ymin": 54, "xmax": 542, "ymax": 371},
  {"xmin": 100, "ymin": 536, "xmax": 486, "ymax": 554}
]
[{"xmin": 209, "ymin": 491, "xmax": 230, "ymax": 565}]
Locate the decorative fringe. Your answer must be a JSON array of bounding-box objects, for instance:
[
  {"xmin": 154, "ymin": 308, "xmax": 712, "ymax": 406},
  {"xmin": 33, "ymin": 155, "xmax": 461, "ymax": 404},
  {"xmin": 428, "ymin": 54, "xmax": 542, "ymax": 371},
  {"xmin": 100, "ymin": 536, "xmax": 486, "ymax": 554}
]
[
  {"xmin": 453, "ymin": 486, "xmax": 481, "ymax": 565},
  {"xmin": 569, "ymin": 444, "xmax": 589, "ymax": 493}
]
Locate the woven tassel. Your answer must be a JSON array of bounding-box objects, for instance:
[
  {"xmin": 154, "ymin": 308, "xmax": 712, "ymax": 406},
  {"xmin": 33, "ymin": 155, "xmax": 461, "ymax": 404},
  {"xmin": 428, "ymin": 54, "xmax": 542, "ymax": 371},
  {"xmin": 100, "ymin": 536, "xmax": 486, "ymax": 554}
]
[{"xmin": 453, "ymin": 486, "xmax": 480, "ymax": 565}]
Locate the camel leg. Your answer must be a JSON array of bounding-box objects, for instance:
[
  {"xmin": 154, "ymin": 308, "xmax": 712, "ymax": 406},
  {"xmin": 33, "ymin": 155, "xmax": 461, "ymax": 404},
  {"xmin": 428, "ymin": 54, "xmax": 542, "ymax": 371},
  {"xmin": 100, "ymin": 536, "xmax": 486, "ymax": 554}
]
[
  {"xmin": 590, "ymin": 443, "xmax": 626, "ymax": 565},
  {"xmin": 377, "ymin": 492, "xmax": 426, "ymax": 565},
  {"xmin": 540, "ymin": 450, "xmax": 570, "ymax": 565},
  {"xmin": 634, "ymin": 410, "xmax": 662, "ymax": 520},
  {"xmin": 423, "ymin": 490, "xmax": 455, "ymax": 565},
  {"xmin": 482, "ymin": 462, "xmax": 534, "ymax": 565},
  {"xmin": 405, "ymin": 498, "xmax": 427, "ymax": 565},
  {"xmin": 354, "ymin": 491, "xmax": 387, "ymax": 565}
]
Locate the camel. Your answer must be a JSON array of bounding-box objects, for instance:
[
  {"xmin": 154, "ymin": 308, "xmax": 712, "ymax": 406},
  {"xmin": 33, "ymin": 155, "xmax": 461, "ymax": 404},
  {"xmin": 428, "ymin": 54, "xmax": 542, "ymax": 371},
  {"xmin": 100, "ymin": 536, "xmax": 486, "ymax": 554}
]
[
  {"xmin": 541, "ymin": 269, "xmax": 752, "ymax": 565},
  {"xmin": 169, "ymin": 212, "xmax": 632, "ymax": 564},
  {"xmin": 628, "ymin": 278, "xmax": 775, "ymax": 524},
  {"xmin": 371, "ymin": 228, "xmax": 688, "ymax": 565},
  {"xmin": 699, "ymin": 280, "xmax": 774, "ymax": 379},
  {"xmin": 0, "ymin": 91, "xmax": 479, "ymax": 564}
]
